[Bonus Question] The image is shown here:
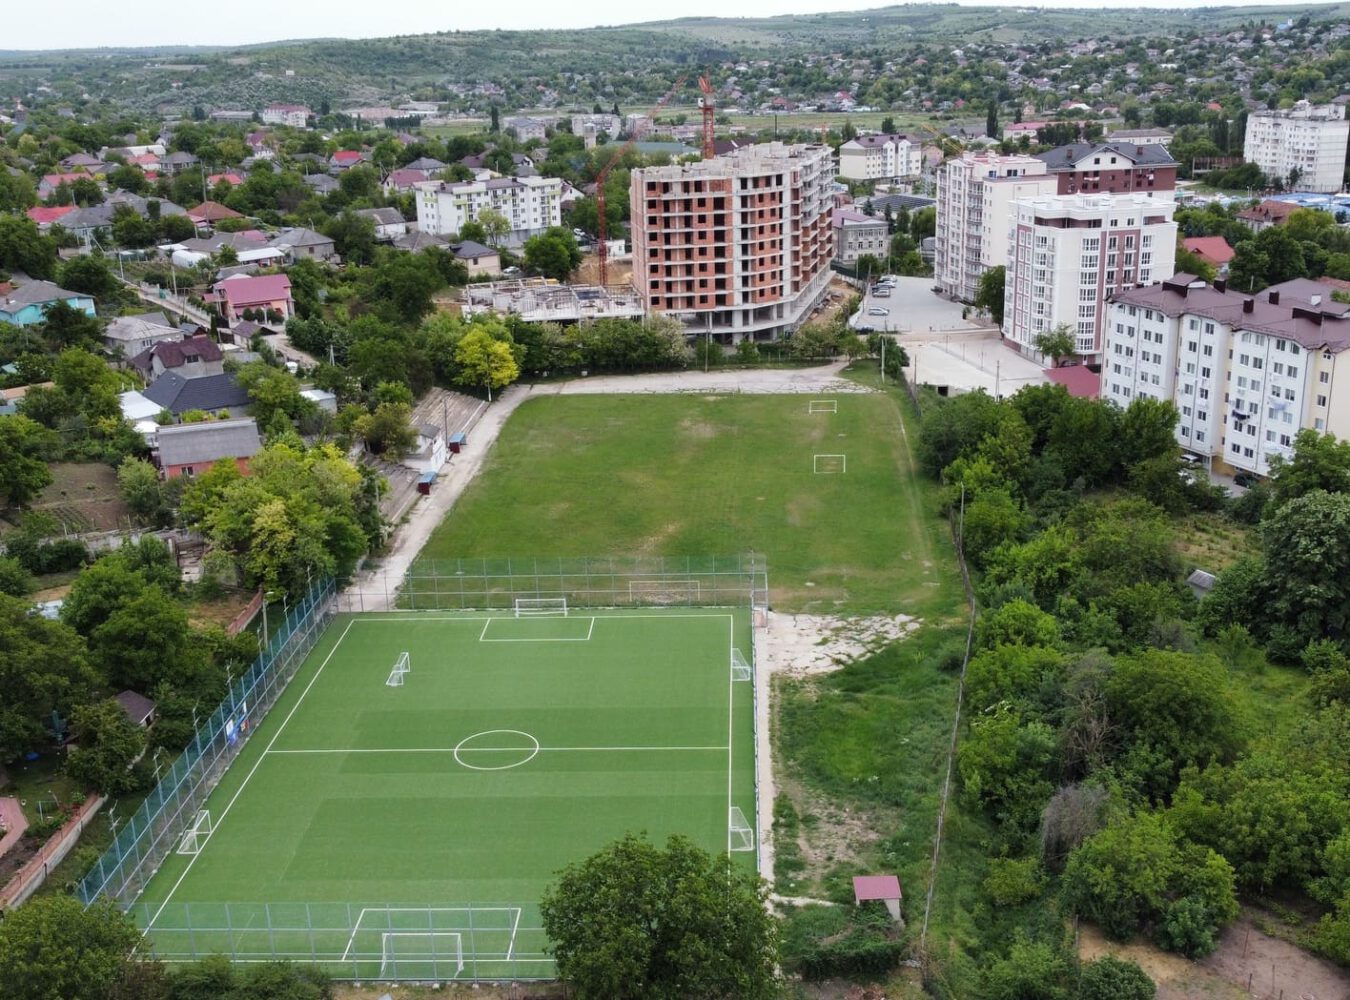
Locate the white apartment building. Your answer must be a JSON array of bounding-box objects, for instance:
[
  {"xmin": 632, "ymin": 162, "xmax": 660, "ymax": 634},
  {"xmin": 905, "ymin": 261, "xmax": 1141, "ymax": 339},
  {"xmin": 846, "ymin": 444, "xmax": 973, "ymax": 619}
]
[
  {"xmin": 415, "ymin": 176, "xmax": 563, "ymax": 244},
  {"xmin": 261, "ymin": 104, "xmax": 311, "ymax": 128},
  {"xmin": 1105, "ymin": 274, "xmax": 1350, "ymax": 476},
  {"xmin": 935, "ymin": 152, "xmax": 1058, "ymax": 302},
  {"xmin": 570, "ymin": 113, "xmax": 622, "ymax": 139},
  {"xmin": 1003, "ymin": 193, "xmax": 1176, "ymax": 361},
  {"xmin": 1244, "ymin": 101, "xmax": 1350, "ymax": 193},
  {"xmin": 838, "ymin": 134, "xmax": 923, "ymax": 182},
  {"xmin": 630, "ymin": 142, "xmax": 834, "ymax": 341},
  {"xmin": 502, "ymin": 116, "xmax": 550, "ymax": 142}
]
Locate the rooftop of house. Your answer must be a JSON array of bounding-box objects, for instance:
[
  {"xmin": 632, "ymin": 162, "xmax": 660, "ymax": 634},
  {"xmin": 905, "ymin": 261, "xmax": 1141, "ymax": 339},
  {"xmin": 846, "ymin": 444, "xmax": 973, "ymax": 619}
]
[
  {"xmin": 448, "ymin": 239, "xmax": 497, "ymax": 261},
  {"xmin": 1183, "ymin": 235, "xmax": 1236, "ymax": 265},
  {"xmin": 156, "ymin": 416, "xmax": 262, "ymax": 467},
  {"xmin": 187, "ymin": 200, "xmax": 243, "ymax": 222},
  {"xmin": 832, "ymin": 207, "xmax": 885, "ymax": 227},
  {"xmin": 105, "ymin": 314, "xmax": 180, "ymax": 344},
  {"xmin": 393, "ymin": 231, "xmax": 450, "ymax": 252},
  {"xmin": 1237, "ymin": 199, "xmax": 1302, "ymax": 222},
  {"xmin": 114, "ymin": 690, "xmax": 156, "ymax": 725},
  {"xmin": 355, "ymin": 207, "xmax": 406, "ymax": 227},
  {"xmin": 403, "ymin": 157, "xmax": 446, "ymax": 171},
  {"xmin": 272, "ymin": 226, "xmax": 331, "ymax": 248},
  {"xmin": 1, "ymin": 279, "xmax": 88, "ymax": 310},
  {"xmin": 26, "ymin": 205, "xmax": 75, "ymax": 225},
  {"xmin": 142, "ymin": 371, "xmax": 250, "ymax": 415},
  {"xmin": 129, "ymin": 334, "xmax": 224, "ymax": 372},
  {"xmin": 1045, "ymin": 364, "xmax": 1101, "ymax": 398},
  {"xmin": 1111, "ymin": 273, "xmax": 1350, "ymax": 352},
  {"xmin": 1035, "ymin": 140, "xmax": 1177, "ymax": 170},
  {"xmin": 845, "ymin": 132, "xmax": 920, "ymax": 148},
  {"xmin": 212, "ymin": 273, "xmax": 292, "ymax": 306}
]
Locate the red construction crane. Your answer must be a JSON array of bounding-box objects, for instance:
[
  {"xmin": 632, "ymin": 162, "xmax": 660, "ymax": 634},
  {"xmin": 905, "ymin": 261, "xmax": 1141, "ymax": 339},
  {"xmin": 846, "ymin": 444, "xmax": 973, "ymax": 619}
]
[
  {"xmin": 698, "ymin": 76, "xmax": 716, "ymax": 160},
  {"xmin": 595, "ymin": 75, "xmax": 687, "ymax": 288}
]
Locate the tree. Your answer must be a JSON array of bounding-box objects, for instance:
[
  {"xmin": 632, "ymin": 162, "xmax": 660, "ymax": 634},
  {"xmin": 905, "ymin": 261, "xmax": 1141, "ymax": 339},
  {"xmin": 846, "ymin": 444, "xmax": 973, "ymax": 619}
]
[
  {"xmin": 66, "ymin": 698, "xmax": 145, "ymax": 795},
  {"xmin": 1118, "ymin": 396, "xmax": 1180, "ymax": 470},
  {"xmin": 0, "ymin": 555, "xmax": 33, "ymax": 597},
  {"xmin": 1062, "ymin": 811, "xmax": 1238, "ymax": 955},
  {"xmin": 0, "ymin": 215, "xmax": 59, "ymax": 279},
  {"xmin": 58, "ymin": 255, "xmax": 119, "ymax": 300},
  {"xmin": 1267, "ymin": 429, "xmax": 1350, "ymax": 508},
  {"xmin": 0, "ymin": 414, "xmax": 54, "ymax": 507},
  {"xmin": 975, "ymin": 265, "xmax": 1006, "ymax": 325},
  {"xmin": 454, "ymin": 327, "xmax": 520, "ymax": 395},
  {"xmin": 986, "ymin": 102, "xmax": 1000, "ymax": 141},
  {"xmin": 91, "ymin": 587, "xmax": 194, "ymax": 691},
  {"xmin": 1174, "ymin": 246, "xmax": 1217, "ymax": 283},
  {"xmin": 0, "ymin": 593, "xmax": 96, "ymax": 761},
  {"xmin": 540, "ymin": 833, "xmax": 778, "ymax": 1000},
  {"xmin": 322, "ymin": 211, "xmax": 377, "ymax": 266},
  {"xmin": 958, "ymin": 705, "xmax": 1059, "ymax": 836},
  {"xmin": 0, "ymin": 895, "xmax": 143, "ymax": 1000},
  {"xmin": 1078, "ymin": 956, "xmax": 1156, "ymax": 1000},
  {"xmin": 1260, "ymin": 490, "xmax": 1350, "ymax": 647},
  {"xmin": 354, "ymin": 402, "xmax": 418, "ymax": 459},
  {"xmin": 1033, "ymin": 324, "xmax": 1077, "ymax": 366},
  {"xmin": 523, "ymin": 227, "xmax": 582, "ymax": 281},
  {"xmin": 118, "ymin": 457, "xmax": 170, "ymax": 526}
]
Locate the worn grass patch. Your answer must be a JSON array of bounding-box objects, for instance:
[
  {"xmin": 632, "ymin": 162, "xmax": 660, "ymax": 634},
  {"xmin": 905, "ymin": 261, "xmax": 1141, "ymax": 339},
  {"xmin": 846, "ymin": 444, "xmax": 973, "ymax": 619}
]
[{"xmin": 424, "ymin": 393, "xmax": 961, "ymax": 615}]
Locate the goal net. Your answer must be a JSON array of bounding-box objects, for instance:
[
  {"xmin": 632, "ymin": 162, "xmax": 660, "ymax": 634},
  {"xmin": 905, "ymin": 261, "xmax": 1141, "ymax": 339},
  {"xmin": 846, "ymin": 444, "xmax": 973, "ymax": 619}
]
[
  {"xmin": 386, "ymin": 651, "xmax": 410, "ymax": 687},
  {"xmin": 813, "ymin": 454, "xmax": 847, "ymax": 474},
  {"xmin": 729, "ymin": 806, "xmax": 755, "ymax": 852},
  {"xmin": 176, "ymin": 809, "xmax": 213, "ymax": 856},
  {"xmin": 514, "ymin": 597, "xmax": 568, "ymax": 617},
  {"xmin": 731, "ymin": 648, "xmax": 752, "ymax": 682},
  {"xmin": 808, "ymin": 399, "xmax": 837, "ymax": 413},
  {"xmin": 628, "ymin": 579, "xmax": 701, "ymax": 605},
  {"xmin": 380, "ymin": 932, "xmax": 464, "ymax": 979}
]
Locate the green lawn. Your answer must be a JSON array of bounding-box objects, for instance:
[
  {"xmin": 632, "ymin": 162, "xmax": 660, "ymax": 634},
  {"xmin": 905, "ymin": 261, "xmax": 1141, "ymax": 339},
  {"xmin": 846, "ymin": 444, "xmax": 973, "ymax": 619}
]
[
  {"xmin": 423, "ymin": 393, "xmax": 961, "ymax": 616},
  {"xmin": 132, "ymin": 608, "xmax": 754, "ymax": 982}
]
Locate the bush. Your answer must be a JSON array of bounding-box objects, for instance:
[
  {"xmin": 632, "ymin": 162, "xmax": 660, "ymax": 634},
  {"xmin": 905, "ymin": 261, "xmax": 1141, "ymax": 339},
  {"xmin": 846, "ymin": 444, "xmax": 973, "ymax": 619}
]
[
  {"xmin": 1078, "ymin": 955, "xmax": 1155, "ymax": 1000},
  {"xmin": 0, "ymin": 555, "xmax": 34, "ymax": 596},
  {"xmin": 983, "ymin": 856, "xmax": 1044, "ymax": 906},
  {"xmin": 779, "ymin": 903, "xmax": 906, "ymax": 980},
  {"xmin": 3, "ymin": 534, "xmax": 89, "ymax": 575}
]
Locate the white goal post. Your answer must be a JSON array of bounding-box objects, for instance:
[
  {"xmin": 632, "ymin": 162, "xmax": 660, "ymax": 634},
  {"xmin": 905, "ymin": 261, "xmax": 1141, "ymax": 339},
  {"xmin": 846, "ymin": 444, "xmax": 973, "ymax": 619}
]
[
  {"xmin": 731, "ymin": 648, "xmax": 752, "ymax": 682},
  {"xmin": 514, "ymin": 597, "xmax": 569, "ymax": 617},
  {"xmin": 386, "ymin": 651, "xmax": 411, "ymax": 687},
  {"xmin": 813, "ymin": 454, "xmax": 847, "ymax": 474},
  {"xmin": 808, "ymin": 399, "xmax": 838, "ymax": 413},
  {"xmin": 176, "ymin": 809, "xmax": 213, "ymax": 856},
  {"xmin": 729, "ymin": 806, "xmax": 755, "ymax": 852},
  {"xmin": 379, "ymin": 932, "xmax": 464, "ymax": 979}
]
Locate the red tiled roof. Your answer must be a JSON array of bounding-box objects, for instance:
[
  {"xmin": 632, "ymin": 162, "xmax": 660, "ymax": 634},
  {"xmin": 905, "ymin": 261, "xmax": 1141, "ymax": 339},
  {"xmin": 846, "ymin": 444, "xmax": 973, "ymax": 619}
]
[
  {"xmin": 187, "ymin": 200, "xmax": 243, "ymax": 222},
  {"xmin": 332, "ymin": 150, "xmax": 363, "ymax": 163},
  {"xmin": 1045, "ymin": 365, "xmax": 1101, "ymax": 399},
  {"xmin": 1237, "ymin": 199, "xmax": 1300, "ymax": 223},
  {"xmin": 41, "ymin": 171, "xmax": 92, "ymax": 187},
  {"xmin": 207, "ymin": 173, "xmax": 244, "ymax": 187},
  {"xmin": 129, "ymin": 153, "xmax": 159, "ymax": 166},
  {"xmin": 853, "ymin": 875, "xmax": 903, "ymax": 902},
  {"xmin": 27, "ymin": 205, "xmax": 76, "ymax": 225},
  {"xmin": 213, "ymin": 274, "xmax": 292, "ymax": 308},
  {"xmin": 1183, "ymin": 236, "xmax": 1235, "ymax": 266}
]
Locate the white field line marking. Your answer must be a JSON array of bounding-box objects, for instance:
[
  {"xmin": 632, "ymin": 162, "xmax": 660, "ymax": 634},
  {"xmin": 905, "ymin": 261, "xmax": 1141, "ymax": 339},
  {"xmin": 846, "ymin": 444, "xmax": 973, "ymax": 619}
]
[
  {"xmin": 146, "ymin": 620, "xmax": 357, "ymax": 932},
  {"xmin": 507, "ymin": 906, "xmax": 521, "ymax": 960},
  {"xmin": 155, "ymin": 955, "xmax": 556, "ymax": 965},
  {"xmin": 341, "ymin": 906, "xmax": 520, "ymax": 963},
  {"xmin": 727, "ymin": 614, "xmax": 734, "ymax": 857},
  {"xmin": 352, "ymin": 613, "xmax": 736, "ymax": 623},
  {"xmin": 268, "ymin": 745, "xmax": 729, "ymax": 755},
  {"xmin": 477, "ymin": 616, "xmax": 595, "ymax": 642}
]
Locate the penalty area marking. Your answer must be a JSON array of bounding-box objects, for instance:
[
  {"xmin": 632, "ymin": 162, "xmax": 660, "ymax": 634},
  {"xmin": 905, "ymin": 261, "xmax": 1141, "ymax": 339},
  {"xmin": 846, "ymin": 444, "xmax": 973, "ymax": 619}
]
[
  {"xmin": 452, "ymin": 729, "xmax": 540, "ymax": 771},
  {"xmin": 478, "ymin": 617, "xmax": 595, "ymax": 642},
  {"xmin": 813, "ymin": 453, "xmax": 846, "ymax": 474}
]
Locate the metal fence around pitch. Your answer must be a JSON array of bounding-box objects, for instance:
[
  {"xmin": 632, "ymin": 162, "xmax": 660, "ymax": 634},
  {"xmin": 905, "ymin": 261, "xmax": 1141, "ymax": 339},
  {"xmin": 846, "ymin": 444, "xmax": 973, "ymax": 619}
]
[
  {"xmin": 339, "ymin": 554, "xmax": 770, "ymax": 614},
  {"xmin": 133, "ymin": 900, "xmax": 552, "ymax": 982},
  {"xmin": 76, "ymin": 577, "xmax": 337, "ymax": 907}
]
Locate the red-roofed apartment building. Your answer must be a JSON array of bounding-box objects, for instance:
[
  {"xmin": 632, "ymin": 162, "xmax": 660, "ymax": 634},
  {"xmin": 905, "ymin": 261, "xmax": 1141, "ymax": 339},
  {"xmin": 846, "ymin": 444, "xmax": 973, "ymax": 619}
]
[
  {"xmin": 208, "ymin": 274, "xmax": 294, "ymax": 324},
  {"xmin": 1182, "ymin": 236, "xmax": 1236, "ymax": 272}
]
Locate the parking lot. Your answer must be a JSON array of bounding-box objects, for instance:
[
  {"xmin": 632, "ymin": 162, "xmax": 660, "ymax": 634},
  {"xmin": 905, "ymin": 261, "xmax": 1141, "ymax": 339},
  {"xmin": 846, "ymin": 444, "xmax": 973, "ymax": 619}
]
[{"xmin": 849, "ymin": 275, "xmax": 989, "ymax": 334}]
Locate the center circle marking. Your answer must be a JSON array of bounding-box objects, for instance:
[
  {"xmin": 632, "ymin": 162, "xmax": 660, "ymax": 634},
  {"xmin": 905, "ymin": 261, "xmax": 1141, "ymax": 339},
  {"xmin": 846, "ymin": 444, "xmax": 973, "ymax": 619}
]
[{"xmin": 452, "ymin": 729, "xmax": 540, "ymax": 771}]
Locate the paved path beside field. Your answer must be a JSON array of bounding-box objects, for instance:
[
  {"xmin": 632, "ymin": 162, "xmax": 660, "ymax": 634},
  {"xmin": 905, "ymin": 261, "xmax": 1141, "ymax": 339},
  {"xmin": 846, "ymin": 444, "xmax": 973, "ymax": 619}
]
[
  {"xmin": 0, "ymin": 797, "xmax": 28, "ymax": 862},
  {"xmin": 545, "ymin": 360, "xmax": 874, "ymax": 396}
]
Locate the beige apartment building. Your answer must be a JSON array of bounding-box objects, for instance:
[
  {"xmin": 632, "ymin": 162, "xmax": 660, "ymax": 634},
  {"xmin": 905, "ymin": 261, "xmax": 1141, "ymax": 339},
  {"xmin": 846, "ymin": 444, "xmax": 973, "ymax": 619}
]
[
  {"xmin": 630, "ymin": 142, "xmax": 834, "ymax": 342},
  {"xmin": 1104, "ymin": 274, "xmax": 1350, "ymax": 476}
]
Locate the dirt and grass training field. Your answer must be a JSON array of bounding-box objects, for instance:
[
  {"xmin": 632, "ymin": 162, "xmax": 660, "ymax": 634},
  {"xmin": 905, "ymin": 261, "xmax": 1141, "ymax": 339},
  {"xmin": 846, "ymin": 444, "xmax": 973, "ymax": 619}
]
[{"xmin": 422, "ymin": 392, "xmax": 960, "ymax": 616}]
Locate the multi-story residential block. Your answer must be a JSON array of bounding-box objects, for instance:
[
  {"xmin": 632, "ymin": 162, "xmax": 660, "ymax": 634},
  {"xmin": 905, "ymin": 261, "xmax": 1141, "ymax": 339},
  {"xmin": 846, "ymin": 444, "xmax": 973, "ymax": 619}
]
[
  {"xmin": 837, "ymin": 134, "xmax": 922, "ymax": 181},
  {"xmin": 570, "ymin": 113, "xmax": 622, "ymax": 139},
  {"xmin": 1244, "ymin": 101, "xmax": 1350, "ymax": 192},
  {"xmin": 415, "ymin": 175, "xmax": 563, "ymax": 244},
  {"xmin": 934, "ymin": 152, "xmax": 1058, "ymax": 301},
  {"xmin": 832, "ymin": 208, "xmax": 889, "ymax": 266},
  {"xmin": 261, "ymin": 104, "xmax": 311, "ymax": 128},
  {"xmin": 1104, "ymin": 127, "xmax": 1174, "ymax": 147},
  {"xmin": 630, "ymin": 142, "xmax": 834, "ymax": 342},
  {"xmin": 1104, "ymin": 274, "xmax": 1350, "ymax": 476},
  {"xmin": 1003, "ymin": 193, "xmax": 1176, "ymax": 361},
  {"xmin": 502, "ymin": 116, "xmax": 550, "ymax": 142},
  {"xmin": 1034, "ymin": 140, "xmax": 1178, "ymax": 197}
]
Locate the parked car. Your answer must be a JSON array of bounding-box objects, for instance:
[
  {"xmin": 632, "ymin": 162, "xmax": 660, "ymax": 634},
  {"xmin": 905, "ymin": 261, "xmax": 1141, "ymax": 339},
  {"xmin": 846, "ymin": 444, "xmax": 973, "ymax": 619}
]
[
  {"xmin": 868, "ymin": 307, "xmax": 888, "ymax": 316},
  {"xmin": 1234, "ymin": 470, "xmax": 1260, "ymax": 488}
]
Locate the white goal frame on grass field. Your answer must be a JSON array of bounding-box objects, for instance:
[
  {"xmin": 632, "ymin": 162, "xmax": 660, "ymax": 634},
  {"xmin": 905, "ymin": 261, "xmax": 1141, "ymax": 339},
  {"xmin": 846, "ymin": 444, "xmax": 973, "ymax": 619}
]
[
  {"xmin": 813, "ymin": 454, "xmax": 847, "ymax": 474},
  {"xmin": 731, "ymin": 648, "xmax": 752, "ymax": 681},
  {"xmin": 514, "ymin": 597, "xmax": 569, "ymax": 617},
  {"xmin": 729, "ymin": 806, "xmax": 755, "ymax": 852},
  {"xmin": 386, "ymin": 651, "xmax": 410, "ymax": 687},
  {"xmin": 176, "ymin": 809, "xmax": 213, "ymax": 856},
  {"xmin": 808, "ymin": 399, "xmax": 837, "ymax": 414},
  {"xmin": 379, "ymin": 932, "xmax": 465, "ymax": 978}
]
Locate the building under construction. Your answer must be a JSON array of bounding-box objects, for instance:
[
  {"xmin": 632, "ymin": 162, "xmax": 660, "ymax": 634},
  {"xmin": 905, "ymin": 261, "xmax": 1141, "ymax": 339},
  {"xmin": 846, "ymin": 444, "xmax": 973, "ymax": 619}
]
[{"xmin": 462, "ymin": 279, "xmax": 645, "ymax": 325}]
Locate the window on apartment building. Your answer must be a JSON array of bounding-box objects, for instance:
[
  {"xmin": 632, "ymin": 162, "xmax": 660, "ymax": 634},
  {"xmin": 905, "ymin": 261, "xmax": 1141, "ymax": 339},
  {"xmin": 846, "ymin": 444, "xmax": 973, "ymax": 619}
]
[
  {"xmin": 1108, "ymin": 237, "xmax": 1118, "ymax": 249},
  {"xmin": 1189, "ymin": 319, "xmax": 1199, "ymax": 330},
  {"xmin": 1254, "ymin": 358, "xmax": 1266, "ymax": 370},
  {"xmin": 1154, "ymin": 353, "xmax": 1163, "ymax": 364},
  {"xmin": 1152, "ymin": 374, "xmax": 1161, "ymax": 386},
  {"xmin": 1266, "ymin": 429, "xmax": 1276, "ymax": 443},
  {"xmin": 1203, "ymin": 345, "xmax": 1214, "ymax": 357},
  {"xmin": 1079, "ymin": 305, "xmax": 1096, "ymax": 319},
  {"xmin": 1129, "ymin": 306, "xmax": 1138, "ymax": 316},
  {"xmin": 1107, "ymin": 253, "xmax": 1118, "ymax": 267},
  {"xmin": 1319, "ymin": 394, "xmax": 1328, "ymax": 407},
  {"xmin": 1082, "ymin": 271, "xmax": 1098, "ymax": 285},
  {"xmin": 1200, "ymin": 388, "xmax": 1210, "ymax": 400},
  {"xmin": 1081, "ymin": 256, "xmax": 1097, "ymax": 270},
  {"xmin": 1080, "ymin": 288, "xmax": 1096, "ymax": 302},
  {"xmin": 1281, "ymin": 433, "xmax": 1293, "ymax": 446},
  {"xmin": 1198, "ymin": 410, "xmax": 1208, "ymax": 421},
  {"xmin": 1183, "ymin": 383, "xmax": 1194, "ymax": 394},
  {"xmin": 1251, "ymin": 381, "xmax": 1261, "ymax": 394},
  {"xmin": 1325, "ymin": 351, "xmax": 1334, "ymax": 361},
  {"xmin": 1185, "ymin": 362, "xmax": 1196, "ymax": 375},
  {"xmin": 1232, "ymin": 443, "xmax": 1241, "ymax": 455},
  {"xmin": 1289, "ymin": 366, "xmax": 1299, "ymax": 378},
  {"xmin": 1111, "ymin": 383, "xmax": 1121, "ymax": 395},
  {"xmin": 1241, "ymin": 332, "xmax": 1252, "ymax": 343},
  {"xmin": 1187, "ymin": 340, "xmax": 1197, "ymax": 353},
  {"xmin": 1322, "ymin": 371, "xmax": 1331, "ymax": 383},
  {"xmin": 1273, "ymin": 362, "xmax": 1285, "ymax": 375},
  {"xmin": 1238, "ymin": 376, "xmax": 1249, "ymax": 389},
  {"xmin": 1084, "ymin": 238, "xmax": 1100, "ymax": 250},
  {"xmin": 1291, "ymin": 344, "xmax": 1300, "ymax": 355},
  {"xmin": 1276, "ymin": 339, "xmax": 1287, "ymax": 351},
  {"xmin": 1197, "ymin": 431, "xmax": 1207, "ymax": 442},
  {"xmin": 1285, "ymin": 388, "xmax": 1296, "ymax": 401}
]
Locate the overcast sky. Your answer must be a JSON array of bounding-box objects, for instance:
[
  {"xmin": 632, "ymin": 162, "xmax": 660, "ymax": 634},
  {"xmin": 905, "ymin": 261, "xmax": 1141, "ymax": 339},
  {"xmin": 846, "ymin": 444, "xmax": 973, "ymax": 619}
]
[{"xmin": 1, "ymin": 0, "xmax": 1313, "ymax": 50}]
